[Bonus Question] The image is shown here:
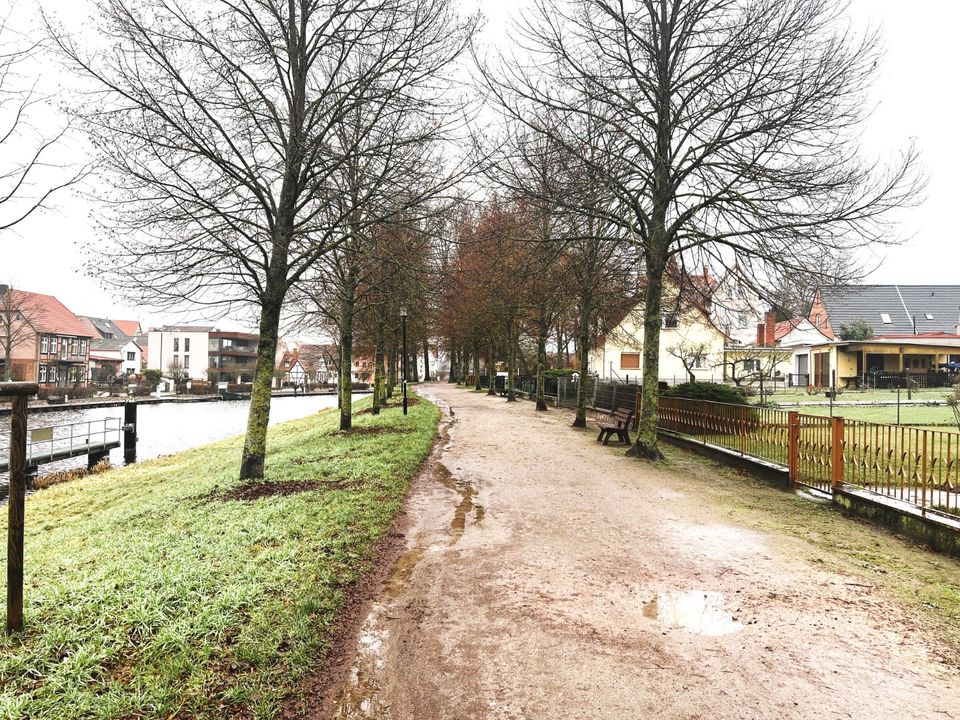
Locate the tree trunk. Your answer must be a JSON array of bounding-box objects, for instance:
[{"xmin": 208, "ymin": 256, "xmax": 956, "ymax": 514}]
[
  {"xmin": 387, "ymin": 342, "xmax": 396, "ymax": 398},
  {"xmin": 573, "ymin": 303, "xmax": 591, "ymax": 428},
  {"xmin": 487, "ymin": 344, "xmax": 496, "ymax": 396},
  {"xmin": 239, "ymin": 294, "xmax": 283, "ymax": 480},
  {"xmin": 373, "ymin": 324, "xmax": 384, "ymax": 416},
  {"xmin": 506, "ymin": 317, "xmax": 517, "ymax": 402},
  {"xmin": 448, "ymin": 343, "xmax": 457, "ymax": 383},
  {"xmin": 423, "ymin": 338, "xmax": 431, "ymax": 381},
  {"xmin": 627, "ymin": 247, "xmax": 667, "ymax": 460},
  {"xmin": 338, "ymin": 289, "xmax": 355, "ymax": 431},
  {"xmin": 472, "ymin": 343, "xmax": 482, "ymax": 391},
  {"xmin": 535, "ymin": 315, "xmax": 548, "ymax": 411}
]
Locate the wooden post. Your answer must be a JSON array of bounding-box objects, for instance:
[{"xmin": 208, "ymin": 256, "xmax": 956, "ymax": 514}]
[
  {"xmin": 2, "ymin": 381, "xmax": 38, "ymax": 635},
  {"xmin": 830, "ymin": 415, "xmax": 845, "ymax": 493},
  {"xmin": 124, "ymin": 401, "xmax": 138, "ymax": 464},
  {"xmin": 788, "ymin": 411, "xmax": 799, "ymax": 487}
]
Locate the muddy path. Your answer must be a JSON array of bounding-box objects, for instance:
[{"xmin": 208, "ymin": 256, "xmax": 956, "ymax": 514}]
[{"xmin": 324, "ymin": 384, "xmax": 960, "ymax": 720}]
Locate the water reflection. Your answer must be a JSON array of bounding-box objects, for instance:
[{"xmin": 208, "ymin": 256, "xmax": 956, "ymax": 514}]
[{"xmin": 0, "ymin": 394, "xmax": 354, "ymax": 477}]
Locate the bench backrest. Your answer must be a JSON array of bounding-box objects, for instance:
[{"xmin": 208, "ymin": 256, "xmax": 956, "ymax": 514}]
[{"xmin": 613, "ymin": 408, "xmax": 633, "ymax": 423}]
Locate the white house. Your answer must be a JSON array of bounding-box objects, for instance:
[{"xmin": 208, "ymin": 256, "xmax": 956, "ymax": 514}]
[
  {"xmin": 589, "ymin": 302, "xmax": 729, "ymax": 384},
  {"xmin": 146, "ymin": 326, "xmax": 214, "ymax": 381}
]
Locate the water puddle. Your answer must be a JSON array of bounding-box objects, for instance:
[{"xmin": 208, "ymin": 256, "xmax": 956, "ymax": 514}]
[
  {"xmin": 333, "ymin": 411, "xmax": 482, "ymax": 718},
  {"xmin": 643, "ymin": 590, "xmax": 743, "ymax": 636}
]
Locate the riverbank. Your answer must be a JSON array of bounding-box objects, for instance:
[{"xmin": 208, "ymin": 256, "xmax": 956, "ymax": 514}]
[
  {"xmin": 0, "ymin": 394, "xmax": 440, "ymax": 719},
  {"xmin": 0, "ymin": 389, "xmax": 372, "ymax": 416}
]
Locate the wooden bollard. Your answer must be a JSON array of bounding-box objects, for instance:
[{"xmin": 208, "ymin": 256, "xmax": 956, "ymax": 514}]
[
  {"xmin": 123, "ymin": 401, "xmax": 138, "ymax": 464},
  {"xmin": 2, "ymin": 381, "xmax": 38, "ymax": 635}
]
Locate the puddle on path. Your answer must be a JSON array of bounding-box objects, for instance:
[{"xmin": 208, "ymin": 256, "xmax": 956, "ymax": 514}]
[
  {"xmin": 333, "ymin": 438, "xmax": 482, "ymax": 718},
  {"xmin": 643, "ymin": 590, "xmax": 743, "ymax": 636}
]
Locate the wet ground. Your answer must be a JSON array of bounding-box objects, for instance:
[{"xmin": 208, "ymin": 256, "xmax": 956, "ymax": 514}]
[{"xmin": 322, "ymin": 384, "xmax": 960, "ymax": 719}]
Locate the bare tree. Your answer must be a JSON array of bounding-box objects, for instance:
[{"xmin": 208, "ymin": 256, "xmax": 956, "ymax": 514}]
[
  {"xmin": 666, "ymin": 340, "xmax": 715, "ymax": 383},
  {"xmin": 50, "ymin": 0, "xmax": 474, "ymax": 479},
  {"xmin": 0, "ymin": 18, "xmax": 85, "ymax": 233},
  {"xmin": 485, "ymin": 0, "xmax": 922, "ymax": 458},
  {"xmin": 0, "ymin": 284, "xmax": 39, "ymax": 381}
]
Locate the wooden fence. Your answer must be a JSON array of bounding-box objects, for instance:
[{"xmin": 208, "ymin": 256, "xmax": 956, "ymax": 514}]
[{"xmin": 656, "ymin": 397, "xmax": 960, "ymax": 519}]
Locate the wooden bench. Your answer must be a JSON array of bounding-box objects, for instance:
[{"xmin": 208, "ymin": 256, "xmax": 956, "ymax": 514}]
[{"xmin": 596, "ymin": 408, "xmax": 634, "ymax": 446}]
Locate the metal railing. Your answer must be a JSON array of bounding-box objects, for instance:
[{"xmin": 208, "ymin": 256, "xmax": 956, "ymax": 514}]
[
  {"xmin": 656, "ymin": 396, "xmax": 960, "ymax": 519},
  {"xmin": 0, "ymin": 417, "xmax": 122, "ymax": 468}
]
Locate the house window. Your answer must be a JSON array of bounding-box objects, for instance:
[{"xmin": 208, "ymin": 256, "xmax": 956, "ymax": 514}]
[
  {"xmin": 174, "ymin": 337, "xmax": 180, "ymax": 352},
  {"xmin": 173, "ymin": 354, "xmax": 179, "ymax": 367},
  {"xmin": 693, "ymin": 355, "xmax": 708, "ymax": 369},
  {"xmin": 184, "ymin": 338, "xmax": 190, "ymax": 352},
  {"xmin": 51, "ymin": 337, "xmax": 58, "ymax": 354},
  {"xmin": 620, "ymin": 352, "xmax": 641, "ymax": 369},
  {"xmin": 664, "ymin": 314, "xmax": 678, "ymax": 329},
  {"xmin": 49, "ymin": 366, "xmax": 57, "ymax": 384},
  {"xmin": 880, "ymin": 313, "xmax": 892, "ymax": 324},
  {"xmin": 79, "ymin": 340, "xmax": 87, "ymax": 356},
  {"xmin": 743, "ymin": 359, "xmax": 761, "ymax": 372},
  {"xmin": 184, "ymin": 355, "xmax": 190, "ymax": 369},
  {"xmin": 40, "ymin": 336, "xmax": 48, "ymax": 354},
  {"xmin": 69, "ymin": 338, "xmax": 76, "ymax": 356},
  {"xmin": 127, "ymin": 351, "xmax": 136, "ymax": 361},
  {"xmin": 39, "ymin": 365, "xmax": 46, "ymax": 383}
]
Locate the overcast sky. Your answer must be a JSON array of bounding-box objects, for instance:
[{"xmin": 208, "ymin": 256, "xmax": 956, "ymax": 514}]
[{"xmin": 0, "ymin": 0, "xmax": 956, "ymax": 332}]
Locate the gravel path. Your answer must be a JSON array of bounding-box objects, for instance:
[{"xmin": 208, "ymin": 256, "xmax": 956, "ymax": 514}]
[{"xmin": 329, "ymin": 384, "xmax": 960, "ymax": 720}]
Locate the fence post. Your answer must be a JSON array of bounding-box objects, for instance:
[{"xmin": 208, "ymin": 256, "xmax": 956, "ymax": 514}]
[
  {"xmin": 123, "ymin": 401, "xmax": 138, "ymax": 464},
  {"xmin": 830, "ymin": 416, "xmax": 845, "ymax": 493},
  {"xmin": 788, "ymin": 411, "xmax": 799, "ymax": 487},
  {"xmin": 2, "ymin": 382, "xmax": 38, "ymax": 635}
]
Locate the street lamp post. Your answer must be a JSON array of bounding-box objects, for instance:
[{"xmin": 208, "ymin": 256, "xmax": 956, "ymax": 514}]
[{"xmin": 400, "ymin": 307, "xmax": 408, "ymax": 415}]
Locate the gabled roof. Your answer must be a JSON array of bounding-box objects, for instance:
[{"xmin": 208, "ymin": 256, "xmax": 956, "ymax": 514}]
[
  {"xmin": 10, "ymin": 290, "xmax": 93, "ymax": 338},
  {"xmin": 80, "ymin": 316, "xmax": 127, "ymax": 340},
  {"xmin": 817, "ymin": 285, "xmax": 960, "ymax": 337},
  {"xmin": 151, "ymin": 325, "xmax": 215, "ymax": 333},
  {"xmin": 92, "ymin": 337, "xmax": 141, "ymax": 352},
  {"xmin": 112, "ymin": 320, "xmax": 141, "ymax": 336}
]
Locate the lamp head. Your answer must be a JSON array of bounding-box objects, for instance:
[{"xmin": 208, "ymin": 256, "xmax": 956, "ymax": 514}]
[{"xmin": 400, "ymin": 307, "xmax": 408, "ymax": 318}]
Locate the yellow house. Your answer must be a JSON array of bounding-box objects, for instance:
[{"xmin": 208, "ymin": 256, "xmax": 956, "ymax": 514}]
[
  {"xmin": 808, "ymin": 335, "xmax": 960, "ymax": 388},
  {"xmin": 589, "ymin": 303, "xmax": 728, "ymax": 383}
]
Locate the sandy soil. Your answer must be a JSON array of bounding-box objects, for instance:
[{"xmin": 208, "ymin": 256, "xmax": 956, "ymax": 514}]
[{"xmin": 322, "ymin": 384, "xmax": 960, "ymax": 720}]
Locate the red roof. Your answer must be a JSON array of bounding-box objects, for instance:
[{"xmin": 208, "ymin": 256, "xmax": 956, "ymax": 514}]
[
  {"xmin": 112, "ymin": 319, "xmax": 140, "ymax": 336},
  {"xmin": 11, "ymin": 290, "xmax": 93, "ymax": 338},
  {"xmin": 774, "ymin": 318, "xmax": 805, "ymax": 341}
]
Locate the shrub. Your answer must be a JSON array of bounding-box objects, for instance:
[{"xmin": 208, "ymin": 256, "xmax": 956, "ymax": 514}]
[
  {"xmin": 350, "ymin": 382, "xmax": 370, "ymax": 391},
  {"xmin": 227, "ymin": 383, "xmax": 253, "ymax": 393},
  {"xmin": 662, "ymin": 381, "xmax": 748, "ymax": 405},
  {"xmin": 545, "ymin": 368, "xmax": 577, "ymax": 378},
  {"xmin": 143, "ymin": 369, "xmax": 163, "ymax": 390}
]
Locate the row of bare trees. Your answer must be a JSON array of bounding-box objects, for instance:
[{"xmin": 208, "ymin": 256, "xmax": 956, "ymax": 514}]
[{"xmin": 3, "ymin": 0, "xmax": 920, "ymax": 476}]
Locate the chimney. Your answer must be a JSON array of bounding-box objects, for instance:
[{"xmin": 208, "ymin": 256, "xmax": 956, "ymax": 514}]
[
  {"xmin": 0, "ymin": 284, "xmax": 7, "ymax": 295},
  {"xmin": 765, "ymin": 311, "xmax": 777, "ymax": 346},
  {"xmin": 756, "ymin": 323, "xmax": 765, "ymax": 346}
]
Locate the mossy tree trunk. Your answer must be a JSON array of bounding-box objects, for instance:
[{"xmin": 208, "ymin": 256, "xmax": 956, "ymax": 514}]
[
  {"xmin": 486, "ymin": 343, "xmax": 496, "ymax": 396},
  {"xmin": 506, "ymin": 317, "xmax": 517, "ymax": 402},
  {"xmin": 535, "ymin": 313, "xmax": 549, "ymax": 411},
  {"xmin": 338, "ymin": 280, "xmax": 356, "ymax": 431},
  {"xmin": 473, "ymin": 342, "xmax": 482, "ymax": 391},
  {"xmin": 573, "ymin": 300, "xmax": 591, "ymax": 428},
  {"xmin": 239, "ymin": 292, "xmax": 283, "ymax": 479},
  {"xmin": 387, "ymin": 342, "xmax": 396, "ymax": 398}
]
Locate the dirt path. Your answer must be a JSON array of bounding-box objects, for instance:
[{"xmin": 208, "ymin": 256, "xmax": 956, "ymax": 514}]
[{"xmin": 327, "ymin": 385, "xmax": 960, "ymax": 720}]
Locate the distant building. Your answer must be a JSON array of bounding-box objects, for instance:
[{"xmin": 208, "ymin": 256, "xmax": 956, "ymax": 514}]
[
  {"xmin": 146, "ymin": 326, "xmax": 259, "ymax": 383},
  {"xmin": 79, "ymin": 315, "xmax": 144, "ymax": 380},
  {"xmin": 810, "ymin": 285, "xmax": 960, "ymax": 339},
  {"xmin": 0, "ymin": 288, "xmax": 93, "ymax": 386},
  {"xmin": 208, "ymin": 330, "xmax": 259, "ymax": 384},
  {"xmin": 146, "ymin": 325, "xmax": 215, "ymax": 381}
]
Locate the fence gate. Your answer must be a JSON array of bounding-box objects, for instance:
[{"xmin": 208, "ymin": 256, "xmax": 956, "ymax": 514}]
[{"xmin": 790, "ymin": 413, "xmax": 843, "ymax": 493}]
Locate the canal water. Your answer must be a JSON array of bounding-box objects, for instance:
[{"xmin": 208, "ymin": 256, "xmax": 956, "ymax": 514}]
[{"xmin": 0, "ymin": 394, "xmax": 352, "ymax": 477}]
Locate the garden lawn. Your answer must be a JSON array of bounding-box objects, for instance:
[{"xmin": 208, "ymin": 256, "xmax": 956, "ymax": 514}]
[
  {"xmin": 797, "ymin": 402, "xmax": 957, "ymax": 427},
  {"xmin": 0, "ymin": 394, "xmax": 439, "ymax": 720}
]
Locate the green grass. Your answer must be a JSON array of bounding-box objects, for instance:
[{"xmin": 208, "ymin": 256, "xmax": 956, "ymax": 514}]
[
  {"xmin": 0, "ymin": 395, "xmax": 440, "ymax": 719},
  {"xmin": 752, "ymin": 388, "xmax": 951, "ymax": 405},
  {"xmin": 797, "ymin": 402, "xmax": 958, "ymax": 427}
]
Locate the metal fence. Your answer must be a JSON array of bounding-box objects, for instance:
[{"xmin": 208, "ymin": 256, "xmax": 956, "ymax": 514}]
[{"xmin": 657, "ymin": 396, "xmax": 960, "ymax": 518}]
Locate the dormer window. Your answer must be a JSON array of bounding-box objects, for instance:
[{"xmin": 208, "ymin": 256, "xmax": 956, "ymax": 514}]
[
  {"xmin": 925, "ymin": 313, "xmax": 934, "ymax": 320},
  {"xmin": 880, "ymin": 313, "xmax": 892, "ymax": 324}
]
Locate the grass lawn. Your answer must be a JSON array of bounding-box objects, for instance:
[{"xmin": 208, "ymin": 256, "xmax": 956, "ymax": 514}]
[
  {"xmin": 752, "ymin": 388, "xmax": 952, "ymax": 405},
  {"xmin": 0, "ymin": 394, "xmax": 439, "ymax": 719},
  {"xmin": 797, "ymin": 402, "xmax": 958, "ymax": 427}
]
